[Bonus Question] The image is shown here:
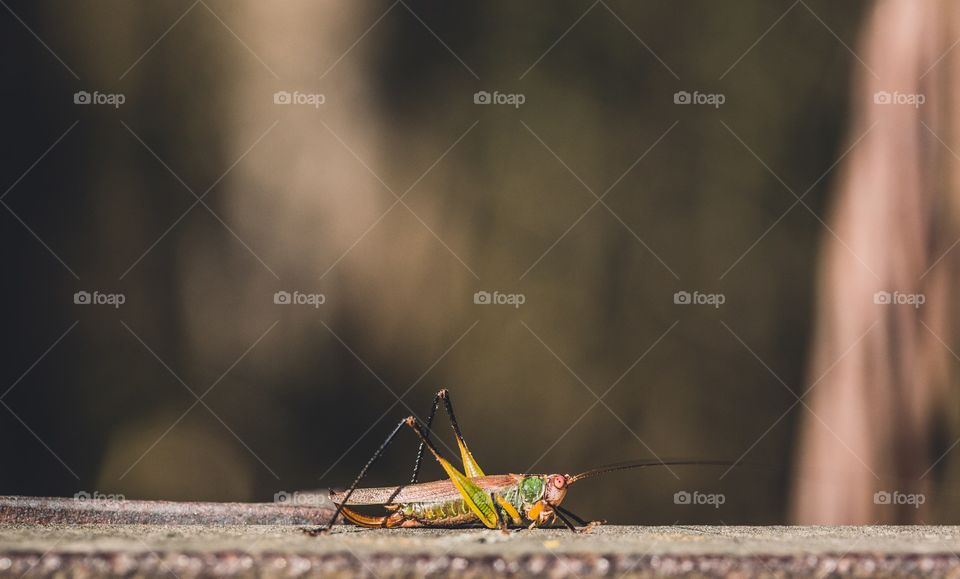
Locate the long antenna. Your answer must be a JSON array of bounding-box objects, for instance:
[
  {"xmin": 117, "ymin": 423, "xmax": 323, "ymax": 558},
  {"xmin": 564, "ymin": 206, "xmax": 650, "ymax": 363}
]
[{"xmin": 567, "ymin": 459, "xmax": 735, "ymax": 485}]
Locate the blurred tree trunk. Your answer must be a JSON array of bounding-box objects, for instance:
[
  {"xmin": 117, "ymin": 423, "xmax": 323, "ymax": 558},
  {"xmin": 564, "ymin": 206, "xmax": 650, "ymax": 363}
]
[{"xmin": 791, "ymin": 0, "xmax": 960, "ymax": 524}]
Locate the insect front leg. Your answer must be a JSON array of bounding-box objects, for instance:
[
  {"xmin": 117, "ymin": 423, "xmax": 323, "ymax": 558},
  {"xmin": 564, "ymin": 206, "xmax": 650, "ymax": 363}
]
[
  {"xmin": 555, "ymin": 506, "xmax": 606, "ymax": 534},
  {"xmin": 553, "ymin": 510, "xmax": 578, "ymax": 532}
]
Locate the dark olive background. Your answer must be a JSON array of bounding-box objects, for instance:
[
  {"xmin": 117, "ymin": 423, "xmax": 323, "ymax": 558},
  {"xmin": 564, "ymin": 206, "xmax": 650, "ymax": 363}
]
[{"xmin": 0, "ymin": 0, "xmax": 866, "ymax": 524}]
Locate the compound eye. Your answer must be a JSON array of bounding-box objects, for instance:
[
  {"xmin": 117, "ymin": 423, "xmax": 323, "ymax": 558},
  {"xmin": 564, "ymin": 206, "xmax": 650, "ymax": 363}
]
[{"xmin": 552, "ymin": 475, "xmax": 565, "ymax": 489}]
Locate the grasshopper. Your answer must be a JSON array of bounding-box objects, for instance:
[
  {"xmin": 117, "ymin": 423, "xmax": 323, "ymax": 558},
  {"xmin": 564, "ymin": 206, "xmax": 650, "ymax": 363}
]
[{"xmin": 307, "ymin": 390, "xmax": 729, "ymax": 534}]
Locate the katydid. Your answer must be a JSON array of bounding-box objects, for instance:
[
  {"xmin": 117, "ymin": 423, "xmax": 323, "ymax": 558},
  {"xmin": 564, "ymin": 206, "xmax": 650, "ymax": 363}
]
[{"xmin": 307, "ymin": 390, "xmax": 730, "ymax": 534}]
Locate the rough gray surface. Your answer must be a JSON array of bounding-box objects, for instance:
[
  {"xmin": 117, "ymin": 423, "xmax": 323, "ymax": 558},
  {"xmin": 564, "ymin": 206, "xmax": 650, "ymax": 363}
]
[
  {"xmin": 2, "ymin": 524, "xmax": 960, "ymax": 577},
  {"xmin": 0, "ymin": 496, "xmax": 335, "ymax": 526}
]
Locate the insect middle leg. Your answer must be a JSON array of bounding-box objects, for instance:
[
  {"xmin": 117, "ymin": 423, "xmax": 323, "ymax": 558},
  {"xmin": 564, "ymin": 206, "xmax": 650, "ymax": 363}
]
[{"xmin": 409, "ymin": 390, "xmax": 447, "ymax": 485}]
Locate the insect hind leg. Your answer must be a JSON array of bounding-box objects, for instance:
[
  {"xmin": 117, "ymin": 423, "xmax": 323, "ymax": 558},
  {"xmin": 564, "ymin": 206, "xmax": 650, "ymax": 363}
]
[
  {"xmin": 338, "ymin": 507, "xmax": 405, "ymax": 529},
  {"xmin": 412, "ymin": 389, "xmax": 485, "ymax": 482},
  {"xmin": 305, "ymin": 417, "xmax": 411, "ymax": 535},
  {"xmin": 307, "ymin": 391, "xmax": 480, "ymax": 535}
]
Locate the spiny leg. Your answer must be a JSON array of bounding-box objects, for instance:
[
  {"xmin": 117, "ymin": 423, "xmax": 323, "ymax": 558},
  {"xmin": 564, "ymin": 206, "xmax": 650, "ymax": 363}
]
[
  {"xmin": 405, "ymin": 416, "xmax": 500, "ymax": 529},
  {"xmin": 439, "ymin": 389, "xmax": 469, "ymax": 449},
  {"xmin": 411, "ymin": 389, "xmax": 485, "ymax": 482},
  {"xmin": 311, "ymin": 391, "xmax": 474, "ymax": 533},
  {"xmin": 409, "ymin": 390, "xmax": 445, "ymax": 485},
  {"xmin": 553, "ymin": 506, "xmax": 587, "ymax": 527},
  {"xmin": 311, "ymin": 413, "xmax": 500, "ymax": 534},
  {"xmin": 392, "ymin": 390, "xmax": 457, "ymax": 505},
  {"xmin": 305, "ymin": 418, "xmax": 409, "ymax": 535},
  {"xmin": 309, "ymin": 393, "xmax": 490, "ymax": 535},
  {"xmin": 555, "ymin": 505, "xmax": 605, "ymax": 533},
  {"xmin": 434, "ymin": 389, "xmax": 485, "ymax": 477},
  {"xmin": 555, "ymin": 506, "xmax": 588, "ymax": 526},
  {"xmin": 553, "ymin": 509, "xmax": 579, "ymax": 532}
]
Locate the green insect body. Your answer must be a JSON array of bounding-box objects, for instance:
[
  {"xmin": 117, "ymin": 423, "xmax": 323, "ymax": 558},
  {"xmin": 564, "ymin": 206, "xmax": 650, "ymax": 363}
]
[
  {"xmin": 313, "ymin": 390, "xmax": 729, "ymax": 534},
  {"xmin": 397, "ymin": 476, "xmax": 545, "ymax": 526}
]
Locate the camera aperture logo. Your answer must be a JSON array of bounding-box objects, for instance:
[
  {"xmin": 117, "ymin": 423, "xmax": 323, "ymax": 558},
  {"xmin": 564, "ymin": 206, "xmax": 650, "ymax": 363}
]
[
  {"xmin": 274, "ymin": 290, "xmax": 326, "ymax": 308},
  {"xmin": 473, "ymin": 290, "xmax": 525, "ymax": 308},
  {"xmin": 274, "ymin": 490, "xmax": 330, "ymax": 507},
  {"xmin": 873, "ymin": 490, "xmax": 925, "ymax": 508},
  {"xmin": 873, "ymin": 91, "xmax": 925, "ymax": 108},
  {"xmin": 673, "ymin": 490, "xmax": 725, "ymax": 508},
  {"xmin": 673, "ymin": 290, "xmax": 725, "ymax": 308},
  {"xmin": 74, "ymin": 290, "xmax": 125, "ymax": 309},
  {"xmin": 674, "ymin": 90, "xmax": 725, "ymax": 108},
  {"xmin": 474, "ymin": 90, "xmax": 525, "ymax": 109},
  {"xmin": 74, "ymin": 90, "xmax": 125, "ymax": 108},
  {"xmin": 273, "ymin": 90, "xmax": 325, "ymax": 108},
  {"xmin": 873, "ymin": 290, "xmax": 924, "ymax": 308},
  {"xmin": 74, "ymin": 490, "xmax": 125, "ymax": 501}
]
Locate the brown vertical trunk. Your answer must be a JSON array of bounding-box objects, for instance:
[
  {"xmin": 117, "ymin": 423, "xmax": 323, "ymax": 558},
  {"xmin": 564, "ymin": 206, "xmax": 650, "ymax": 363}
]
[{"xmin": 791, "ymin": 0, "xmax": 960, "ymax": 524}]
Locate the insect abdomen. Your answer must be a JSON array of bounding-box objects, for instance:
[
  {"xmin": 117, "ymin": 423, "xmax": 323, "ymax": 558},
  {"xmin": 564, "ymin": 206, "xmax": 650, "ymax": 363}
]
[
  {"xmin": 403, "ymin": 497, "xmax": 470, "ymax": 520},
  {"xmin": 399, "ymin": 484, "xmax": 526, "ymax": 527}
]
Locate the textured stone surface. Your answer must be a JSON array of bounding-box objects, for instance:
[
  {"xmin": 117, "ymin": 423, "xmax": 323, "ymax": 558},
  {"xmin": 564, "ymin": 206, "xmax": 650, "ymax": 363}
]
[
  {"xmin": 2, "ymin": 524, "xmax": 960, "ymax": 577},
  {"xmin": 0, "ymin": 495, "xmax": 334, "ymax": 526}
]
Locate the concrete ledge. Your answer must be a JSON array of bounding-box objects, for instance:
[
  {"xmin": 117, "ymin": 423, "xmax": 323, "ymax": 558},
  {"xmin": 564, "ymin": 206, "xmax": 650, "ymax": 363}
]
[
  {"xmin": 2, "ymin": 524, "xmax": 960, "ymax": 577},
  {"xmin": 0, "ymin": 495, "xmax": 333, "ymax": 526}
]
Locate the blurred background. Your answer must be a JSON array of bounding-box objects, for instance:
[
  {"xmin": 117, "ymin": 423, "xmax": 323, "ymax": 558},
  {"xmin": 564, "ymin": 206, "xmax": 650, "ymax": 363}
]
[{"xmin": 2, "ymin": 0, "xmax": 958, "ymax": 525}]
